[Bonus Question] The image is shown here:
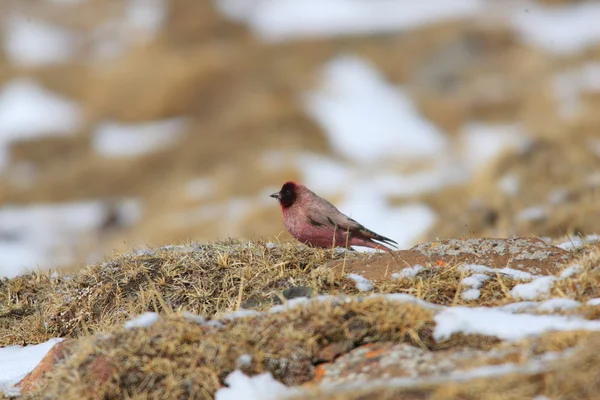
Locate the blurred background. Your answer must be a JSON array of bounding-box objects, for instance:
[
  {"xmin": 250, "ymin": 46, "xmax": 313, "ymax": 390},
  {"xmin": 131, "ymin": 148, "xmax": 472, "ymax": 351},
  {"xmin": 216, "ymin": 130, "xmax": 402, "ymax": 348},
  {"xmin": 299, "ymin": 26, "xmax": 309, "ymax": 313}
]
[{"xmin": 0, "ymin": 0, "xmax": 598, "ymax": 278}]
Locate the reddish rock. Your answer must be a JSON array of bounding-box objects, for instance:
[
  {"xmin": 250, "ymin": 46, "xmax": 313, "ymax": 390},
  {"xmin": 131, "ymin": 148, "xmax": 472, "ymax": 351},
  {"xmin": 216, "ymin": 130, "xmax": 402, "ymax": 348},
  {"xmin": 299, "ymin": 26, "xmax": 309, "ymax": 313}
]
[
  {"xmin": 17, "ymin": 338, "xmax": 76, "ymax": 392},
  {"xmin": 330, "ymin": 237, "xmax": 572, "ymax": 281}
]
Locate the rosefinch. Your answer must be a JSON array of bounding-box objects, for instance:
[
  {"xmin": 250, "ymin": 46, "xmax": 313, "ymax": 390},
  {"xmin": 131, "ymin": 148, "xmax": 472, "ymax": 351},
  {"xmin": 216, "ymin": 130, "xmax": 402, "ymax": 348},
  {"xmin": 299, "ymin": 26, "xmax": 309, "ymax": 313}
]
[{"xmin": 270, "ymin": 181, "xmax": 397, "ymax": 252}]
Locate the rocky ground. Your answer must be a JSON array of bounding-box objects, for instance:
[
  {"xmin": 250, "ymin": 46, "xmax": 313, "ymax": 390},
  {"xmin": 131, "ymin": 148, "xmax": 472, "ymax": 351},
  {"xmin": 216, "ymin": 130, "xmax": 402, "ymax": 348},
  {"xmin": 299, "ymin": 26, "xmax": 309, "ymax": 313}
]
[
  {"xmin": 0, "ymin": 236, "xmax": 598, "ymax": 398},
  {"xmin": 1, "ymin": 0, "xmax": 600, "ymax": 398}
]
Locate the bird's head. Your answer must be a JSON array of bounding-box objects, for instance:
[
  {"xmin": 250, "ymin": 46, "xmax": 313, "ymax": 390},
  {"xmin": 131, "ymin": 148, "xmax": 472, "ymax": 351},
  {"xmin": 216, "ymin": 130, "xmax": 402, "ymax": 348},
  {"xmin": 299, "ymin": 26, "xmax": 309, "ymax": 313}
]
[{"xmin": 270, "ymin": 181, "xmax": 298, "ymax": 208}]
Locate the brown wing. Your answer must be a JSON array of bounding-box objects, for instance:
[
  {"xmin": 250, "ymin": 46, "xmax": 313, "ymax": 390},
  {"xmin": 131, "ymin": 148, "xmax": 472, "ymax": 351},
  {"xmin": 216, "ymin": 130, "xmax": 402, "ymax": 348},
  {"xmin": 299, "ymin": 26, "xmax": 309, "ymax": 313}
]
[{"xmin": 305, "ymin": 201, "xmax": 398, "ymax": 248}]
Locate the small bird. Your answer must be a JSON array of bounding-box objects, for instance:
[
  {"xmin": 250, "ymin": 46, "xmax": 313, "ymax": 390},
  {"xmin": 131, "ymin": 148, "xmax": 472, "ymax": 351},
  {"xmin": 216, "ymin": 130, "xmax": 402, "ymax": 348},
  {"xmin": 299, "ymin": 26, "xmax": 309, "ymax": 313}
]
[{"xmin": 270, "ymin": 181, "xmax": 397, "ymax": 252}]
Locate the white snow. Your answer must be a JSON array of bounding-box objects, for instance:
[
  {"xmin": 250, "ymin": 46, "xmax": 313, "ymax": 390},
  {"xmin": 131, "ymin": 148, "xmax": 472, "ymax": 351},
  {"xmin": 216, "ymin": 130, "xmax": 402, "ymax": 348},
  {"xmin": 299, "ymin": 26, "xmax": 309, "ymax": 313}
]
[
  {"xmin": 186, "ymin": 178, "xmax": 216, "ymax": 200},
  {"xmin": 517, "ymin": 206, "xmax": 547, "ymax": 222},
  {"xmin": 295, "ymin": 153, "xmax": 353, "ymax": 196},
  {"xmin": 511, "ymin": 1, "xmax": 600, "ymax": 55},
  {"xmin": 92, "ymin": 118, "xmax": 187, "ymax": 157},
  {"xmin": 498, "ymin": 174, "xmax": 520, "ymax": 196},
  {"xmin": 537, "ymin": 298, "xmax": 580, "ymax": 312},
  {"xmin": 371, "ymin": 165, "xmax": 467, "ymax": 198},
  {"xmin": 235, "ymin": 354, "xmax": 253, "ymax": 369},
  {"xmin": 3, "ymin": 14, "xmax": 77, "ymax": 67},
  {"xmin": 216, "ymin": 0, "xmax": 485, "ymax": 42},
  {"xmin": 125, "ymin": 0, "xmax": 168, "ymax": 41},
  {"xmin": 0, "ymin": 79, "xmax": 81, "ymax": 170},
  {"xmin": 338, "ymin": 185, "xmax": 436, "ymax": 251},
  {"xmin": 461, "ymin": 289, "xmax": 481, "ymax": 300},
  {"xmin": 124, "ymin": 312, "xmax": 160, "ymax": 329},
  {"xmin": 459, "ymin": 264, "xmax": 534, "ymax": 281},
  {"xmin": 559, "ymin": 264, "xmax": 582, "ymax": 279},
  {"xmin": 302, "ymin": 55, "xmax": 448, "ymax": 165},
  {"xmin": 556, "ymin": 235, "xmax": 600, "ymax": 250},
  {"xmin": 0, "ymin": 199, "xmax": 141, "ymax": 278},
  {"xmin": 346, "ymin": 273, "xmax": 373, "ymax": 292},
  {"xmin": 460, "ymin": 123, "xmax": 527, "ymax": 171},
  {"xmin": 462, "ymin": 273, "xmax": 489, "ymax": 289},
  {"xmin": 215, "ymin": 370, "xmax": 298, "ymax": 400},
  {"xmin": 0, "ymin": 338, "xmax": 64, "ymax": 396},
  {"xmin": 586, "ymin": 298, "xmax": 600, "ymax": 306},
  {"xmin": 434, "ymin": 306, "xmax": 600, "ymax": 341},
  {"xmin": 552, "ymin": 61, "xmax": 600, "ymax": 117},
  {"xmin": 393, "ymin": 264, "xmax": 425, "ymax": 280},
  {"xmin": 510, "ymin": 277, "xmax": 556, "ymax": 300}
]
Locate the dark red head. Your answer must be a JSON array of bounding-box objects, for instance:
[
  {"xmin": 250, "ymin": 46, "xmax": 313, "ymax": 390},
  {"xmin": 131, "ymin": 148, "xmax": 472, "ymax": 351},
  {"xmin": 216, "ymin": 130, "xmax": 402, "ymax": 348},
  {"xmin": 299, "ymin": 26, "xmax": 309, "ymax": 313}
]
[{"xmin": 270, "ymin": 181, "xmax": 298, "ymax": 208}]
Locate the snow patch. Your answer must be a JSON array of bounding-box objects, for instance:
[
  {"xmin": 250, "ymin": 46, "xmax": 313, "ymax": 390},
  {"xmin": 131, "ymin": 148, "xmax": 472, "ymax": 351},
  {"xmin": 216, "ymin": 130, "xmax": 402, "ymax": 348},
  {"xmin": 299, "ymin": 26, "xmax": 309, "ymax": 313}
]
[
  {"xmin": 556, "ymin": 235, "xmax": 600, "ymax": 250},
  {"xmin": 0, "ymin": 79, "xmax": 81, "ymax": 170},
  {"xmin": 510, "ymin": 276, "xmax": 556, "ymax": 300},
  {"xmin": 393, "ymin": 264, "xmax": 425, "ymax": 279},
  {"xmin": 511, "ymin": 1, "xmax": 600, "ymax": 55},
  {"xmin": 434, "ymin": 306, "xmax": 600, "ymax": 341},
  {"xmin": 460, "ymin": 123, "xmax": 528, "ymax": 171},
  {"xmin": 93, "ymin": 118, "xmax": 187, "ymax": 158},
  {"xmin": 302, "ymin": 55, "xmax": 447, "ymax": 165},
  {"xmin": 3, "ymin": 14, "xmax": 77, "ymax": 66},
  {"xmin": 215, "ymin": 370, "xmax": 298, "ymax": 400},
  {"xmin": 346, "ymin": 273, "xmax": 374, "ymax": 292},
  {"xmin": 0, "ymin": 338, "xmax": 64, "ymax": 396},
  {"xmin": 216, "ymin": 0, "xmax": 485, "ymax": 42},
  {"xmin": 587, "ymin": 298, "xmax": 600, "ymax": 306},
  {"xmin": 0, "ymin": 200, "xmax": 141, "ymax": 278},
  {"xmin": 125, "ymin": 312, "xmax": 159, "ymax": 329},
  {"xmin": 461, "ymin": 289, "xmax": 481, "ymax": 301},
  {"xmin": 537, "ymin": 298, "xmax": 580, "ymax": 312},
  {"xmin": 462, "ymin": 273, "xmax": 489, "ymax": 289}
]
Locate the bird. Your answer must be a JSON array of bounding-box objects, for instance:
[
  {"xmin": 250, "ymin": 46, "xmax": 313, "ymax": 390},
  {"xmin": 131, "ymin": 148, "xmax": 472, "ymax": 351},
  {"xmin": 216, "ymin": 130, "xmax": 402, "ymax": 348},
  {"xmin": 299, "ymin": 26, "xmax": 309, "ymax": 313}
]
[{"xmin": 270, "ymin": 181, "xmax": 397, "ymax": 252}]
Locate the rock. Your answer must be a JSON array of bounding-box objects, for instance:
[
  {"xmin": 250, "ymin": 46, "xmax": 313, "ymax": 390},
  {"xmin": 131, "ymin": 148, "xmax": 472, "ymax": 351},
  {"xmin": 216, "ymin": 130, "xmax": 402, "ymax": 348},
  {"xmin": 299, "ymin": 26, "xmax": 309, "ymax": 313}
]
[
  {"xmin": 329, "ymin": 237, "xmax": 572, "ymax": 281},
  {"xmin": 310, "ymin": 342, "xmax": 471, "ymax": 386},
  {"xmin": 17, "ymin": 338, "xmax": 76, "ymax": 392}
]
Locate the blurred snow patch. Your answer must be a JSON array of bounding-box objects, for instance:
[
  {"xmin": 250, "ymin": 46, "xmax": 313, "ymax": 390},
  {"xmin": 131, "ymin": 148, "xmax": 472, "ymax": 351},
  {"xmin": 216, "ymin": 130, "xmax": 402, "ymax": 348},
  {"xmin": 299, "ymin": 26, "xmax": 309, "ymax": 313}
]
[
  {"xmin": 216, "ymin": 370, "xmax": 297, "ymax": 400},
  {"xmin": 186, "ymin": 178, "xmax": 216, "ymax": 200},
  {"xmin": 556, "ymin": 234, "xmax": 600, "ymax": 250},
  {"xmin": 510, "ymin": 276, "xmax": 556, "ymax": 300},
  {"xmin": 0, "ymin": 199, "xmax": 141, "ymax": 278},
  {"xmin": 461, "ymin": 289, "xmax": 481, "ymax": 300},
  {"xmin": 296, "ymin": 154, "xmax": 353, "ymax": 195},
  {"xmin": 346, "ymin": 274, "xmax": 373, "ymax": 292},
  {"xmin": 3, "ymin": 14, "xmax": 77, "ymax": 67},
  {"xmin": 434, "ymin": 306, "xmax": 600, "ymax": 341},
  {"xmin": 554, "ymin": 62, "xmax": 600, "ymax": 118},
  {"xmin": 0, "ymin": 338, "xmax": 64, "ymax": 396},
  {"xmin": 216, "ymin": 0, "xmax": 484, "ymax": 42},
  {"xmin": 517, "ymin": 206, "xmax": 546, "ymax": 222},
  {"xmin": 126, "ymin": 0, "xmax": 168, "ymax": 41},
  {"xmin": 339, "ymin": 181, "xmax": 435, "ymax": 250},
  {"xmin": 511, "ymin": 1, "xmax": 600, "ymax": 55},
  {"xmin": 498, "ymin": 174, "xmax": 520, "ymax": 196},
  {"xmin": 125, "ymin": 312, "xmax": 159, "ymax": 329},
  {"xmin": 461, "ymin": 123, "xmax": 527, "ymax": 171},
  {"xmin": 393, "ymin": 264, "xmax": 425, "ymax": 280},
  {"xmin": 303, "ymin": 55, "xmax": 448, "ymax": 165},
  {"xmin": 93, "ymin": 118, "xmax": 187, "ymax": 157},
  {"xmin": 0, "ymin": 79, "xmax": 81, "ymax": 170}
]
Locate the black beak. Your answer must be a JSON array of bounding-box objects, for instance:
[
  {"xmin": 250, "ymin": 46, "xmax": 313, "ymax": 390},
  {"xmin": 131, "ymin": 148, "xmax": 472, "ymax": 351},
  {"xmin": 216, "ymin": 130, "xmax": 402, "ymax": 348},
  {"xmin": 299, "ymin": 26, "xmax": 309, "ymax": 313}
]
[{"xmin": 270, "ymin": 192, "xmax": 281, "ymax": 199}]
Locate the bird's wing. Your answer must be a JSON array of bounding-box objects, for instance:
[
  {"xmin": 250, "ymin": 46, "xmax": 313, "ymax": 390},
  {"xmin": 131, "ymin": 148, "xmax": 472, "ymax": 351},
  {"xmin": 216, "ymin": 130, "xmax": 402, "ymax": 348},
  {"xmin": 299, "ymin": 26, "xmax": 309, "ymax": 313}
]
[{"xmin": 305, "ymin": 202, "xmax": 398, "ymax": 248}]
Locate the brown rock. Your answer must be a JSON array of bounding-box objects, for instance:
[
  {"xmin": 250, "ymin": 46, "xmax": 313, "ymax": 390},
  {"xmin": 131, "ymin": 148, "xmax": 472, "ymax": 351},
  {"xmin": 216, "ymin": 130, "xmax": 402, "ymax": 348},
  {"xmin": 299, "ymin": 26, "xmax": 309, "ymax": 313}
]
[
  {"xmin": 310, "ymin": 342, "xmax": 469, "ymax": 386},
  {"xmin": 330, "ymin": 237, "xmax": 572, "ymax": 281},
  {"xmin": 315, "ymin": 340, "xmax": 355, "ymax": 363},
  {"xmin": 17, "ymin": 338, "xmax": 77, "ymax": 392}
]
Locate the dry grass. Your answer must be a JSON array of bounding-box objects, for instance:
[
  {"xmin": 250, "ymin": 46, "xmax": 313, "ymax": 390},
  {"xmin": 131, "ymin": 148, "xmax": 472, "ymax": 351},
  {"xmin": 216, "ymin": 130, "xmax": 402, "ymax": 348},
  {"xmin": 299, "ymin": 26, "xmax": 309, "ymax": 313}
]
[
  {"xmin": 0, "ymin": 240, "xmax": 354, "ymax": 346},
  {"xmin": 1, "ymin": 239, "xmax": 553, "ymax": 347},
  {"xmin": 24, "ymin": 298, "xmax": 435, "ymax": 399}
]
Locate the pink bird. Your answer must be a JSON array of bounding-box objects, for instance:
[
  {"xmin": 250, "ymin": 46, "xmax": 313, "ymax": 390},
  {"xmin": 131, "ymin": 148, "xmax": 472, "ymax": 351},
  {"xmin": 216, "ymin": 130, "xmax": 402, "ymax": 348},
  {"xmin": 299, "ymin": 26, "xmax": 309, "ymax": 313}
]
[{"xmin": 270, "ymin": 181, "xmax": 397, "ymax": 252}]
